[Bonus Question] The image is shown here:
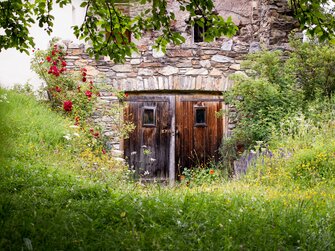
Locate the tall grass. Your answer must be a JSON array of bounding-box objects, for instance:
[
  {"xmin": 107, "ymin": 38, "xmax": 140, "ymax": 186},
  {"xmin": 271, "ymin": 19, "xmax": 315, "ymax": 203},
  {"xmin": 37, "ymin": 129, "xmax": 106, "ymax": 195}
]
[{"xmin": 1, "ymin": 89, "xmax": 335, "ymax": 250}]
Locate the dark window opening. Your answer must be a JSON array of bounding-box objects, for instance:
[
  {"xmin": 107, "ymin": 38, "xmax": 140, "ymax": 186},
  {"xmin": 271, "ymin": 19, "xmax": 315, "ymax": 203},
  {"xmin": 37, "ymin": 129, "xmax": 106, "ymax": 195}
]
[
  {"xmin": 143, "ymin": 107, "xmax": 156, "ymax": 127},
  {"xmin": 105, "ymin": 30, "xmax": 131, "ymax": 44},
  {"xmin": 195, "ymin": 107, "xmax": 207, "ymax": 126},
  {"xmin": 193, "ymin": 18, "xmax": 211, "ymax": 43},
  {"xmin": 193, "ymin": 22, "xmax": 206, "ymax": 43}
]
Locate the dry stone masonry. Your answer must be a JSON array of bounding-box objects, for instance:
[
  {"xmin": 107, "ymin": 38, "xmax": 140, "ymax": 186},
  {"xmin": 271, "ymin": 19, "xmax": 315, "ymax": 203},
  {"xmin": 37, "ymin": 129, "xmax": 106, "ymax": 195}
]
[{"xmin": 62, "ymin": 0, "xmax": 298, "ymax": 153}]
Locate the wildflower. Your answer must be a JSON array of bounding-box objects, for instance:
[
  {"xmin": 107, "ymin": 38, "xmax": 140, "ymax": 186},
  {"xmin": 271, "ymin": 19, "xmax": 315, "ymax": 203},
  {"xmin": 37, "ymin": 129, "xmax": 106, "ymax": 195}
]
[
  {"xmin": 63, "ymin": 134, "xmax": 71, "ymax": 140},
  {"xmin": 209, "ymin": 169, "xmax": 215, "ymax": 175},
  {"xmin": 63, "ymin": 100, "xmax": 73, "ymax": 112},
  {"xmin": 73, "ymin": 133, "xmax": 80, "ymax": 137}
]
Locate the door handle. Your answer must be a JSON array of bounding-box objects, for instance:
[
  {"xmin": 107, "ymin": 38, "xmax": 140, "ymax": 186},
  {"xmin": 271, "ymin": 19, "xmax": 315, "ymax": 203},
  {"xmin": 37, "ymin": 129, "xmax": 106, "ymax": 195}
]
[{"xmin": 161, "ymin": 129, "xmax": 170, "ymax": 134}]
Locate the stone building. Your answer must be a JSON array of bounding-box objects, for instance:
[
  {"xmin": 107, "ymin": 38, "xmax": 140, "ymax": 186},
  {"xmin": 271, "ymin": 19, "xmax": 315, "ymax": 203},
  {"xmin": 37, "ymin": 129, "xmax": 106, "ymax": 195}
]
[{"xmin": 63, "ymin": 0, "xmax": 297, "ymax": 182}]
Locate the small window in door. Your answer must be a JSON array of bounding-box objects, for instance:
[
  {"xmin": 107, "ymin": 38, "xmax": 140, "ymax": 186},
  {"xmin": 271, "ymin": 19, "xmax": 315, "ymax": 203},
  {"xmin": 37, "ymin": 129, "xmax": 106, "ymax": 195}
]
[
  {"xmin": 142, "ymin": 107, "xmax": 156, "ymax": 127},
  {"xmin": 194, "ymin": 107, "xmax": 207, "ymax": 127}
]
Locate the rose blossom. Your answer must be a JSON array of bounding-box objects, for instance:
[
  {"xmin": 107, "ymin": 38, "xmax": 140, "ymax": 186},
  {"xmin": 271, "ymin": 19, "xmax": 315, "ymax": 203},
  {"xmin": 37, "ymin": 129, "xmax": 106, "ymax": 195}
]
[
  {"xmin": 85, "ymin": 90, "xmax": 92, "ymax": 98},
  {"xmin": 63, "ymin": 100, "xmax": 73, "ymax": 112}
]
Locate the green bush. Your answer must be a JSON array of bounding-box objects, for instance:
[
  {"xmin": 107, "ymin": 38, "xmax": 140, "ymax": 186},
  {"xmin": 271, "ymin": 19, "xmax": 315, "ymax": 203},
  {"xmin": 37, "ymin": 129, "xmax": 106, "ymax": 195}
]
[{"xmin": 222, "ymin": 40, "xmax": 335, "ymax": 169}]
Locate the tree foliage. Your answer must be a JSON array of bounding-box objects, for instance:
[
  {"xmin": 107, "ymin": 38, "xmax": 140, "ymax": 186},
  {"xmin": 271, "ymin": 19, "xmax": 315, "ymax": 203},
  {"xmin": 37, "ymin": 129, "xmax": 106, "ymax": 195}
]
[
  {"xmin": 289, "ymin": 0, "xmax": 335, "ymax": 41},
  {"xmin": 0, "ymin": 0, "xmax": 237, "ymax": 62}
]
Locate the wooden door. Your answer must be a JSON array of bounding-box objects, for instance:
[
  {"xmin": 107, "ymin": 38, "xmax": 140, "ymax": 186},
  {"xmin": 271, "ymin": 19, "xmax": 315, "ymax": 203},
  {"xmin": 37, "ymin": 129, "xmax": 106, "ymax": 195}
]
[
  {"xmin": 124, "ymin": 95, "xmax": 174, "ymax": 180},
  {"xmin": 175, "ymin": 95, "xmax": 224, "ymax": 175},
  {"xmin": 124, "ymin": 93, "xmax": 225, "ymax": 181}
]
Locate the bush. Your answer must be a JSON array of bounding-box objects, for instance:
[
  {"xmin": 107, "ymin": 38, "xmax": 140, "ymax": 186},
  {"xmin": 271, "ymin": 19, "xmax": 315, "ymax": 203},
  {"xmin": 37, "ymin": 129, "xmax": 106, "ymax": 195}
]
[{"xmin": 222, "ymin": 39, "xmax": 335, "ymax": 170}]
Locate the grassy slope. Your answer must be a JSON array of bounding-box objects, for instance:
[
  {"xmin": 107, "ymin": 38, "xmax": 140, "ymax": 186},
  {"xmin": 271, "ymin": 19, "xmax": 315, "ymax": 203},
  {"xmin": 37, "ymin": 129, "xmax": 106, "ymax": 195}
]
[{"xmin": 1, "ymin": 89, "xmax": 335, "ymax": 250}]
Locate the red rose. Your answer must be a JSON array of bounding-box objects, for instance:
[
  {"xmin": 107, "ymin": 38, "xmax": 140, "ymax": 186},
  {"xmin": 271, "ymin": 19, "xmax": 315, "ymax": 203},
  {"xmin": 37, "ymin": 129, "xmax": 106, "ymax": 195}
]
[
  {"xmin": 77, "ymin": 85, "xmax": 81, "ymax": 92},
  {"xmin": 82, "ymin": 72, "xmax": 87, "ymax": 76},
  {"xmin": 89, "ymin": 128, "xmax": 94, "ymax": 133},
  {"xmin": 52, "ymin": 50, "xmax": 56, "ymax": 56},
  {"xmin": 125, "ymin": 93, "xmax": 129, "ymax": 97},
  {"xmin": 48, "ymin": 65, "xmax": 60, "ymax": 76},
  {"xmin": 63, "ymin": 100, "xmax": 73, "ymax": 112},
  {"xmin": 46, "ymin": 56, "xmax": 51, "ymax": 62},
  {"xmin": 55, "ymin": 86, "xmax": 61, "ymax": 92},
  {"xmin": 93, "ymin": 132, "xmax": 99, "ymax": 138},
  {"xmin": 82, "ymin": 77, "xmax": 87, "ymax": 82},
  {"xmin": 85, "ymin": 90, "xmax": 92, "ymax": 98},
  {"xmin": 61, "ymin": 61, "xmax": 67, "ymax": 67},
  {"xmin": 81, "ymin": 68, "xmax": 87, "ymax": 72},
  {"xmin": 102, "ymin": 149, "xmax": 106, "ymax": 154}
]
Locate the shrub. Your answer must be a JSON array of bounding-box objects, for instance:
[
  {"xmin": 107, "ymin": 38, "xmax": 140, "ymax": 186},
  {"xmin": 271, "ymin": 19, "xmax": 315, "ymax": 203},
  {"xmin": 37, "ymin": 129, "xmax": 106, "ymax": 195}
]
[{"xmin": 31, "ymin": 39, "xmax": 99, "ymax": 126}]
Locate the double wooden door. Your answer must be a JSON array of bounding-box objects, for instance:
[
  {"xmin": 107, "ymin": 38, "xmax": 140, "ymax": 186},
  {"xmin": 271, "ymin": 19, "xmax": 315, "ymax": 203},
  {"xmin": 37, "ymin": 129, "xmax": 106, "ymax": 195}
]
[{"xmin": 124, "ymin": 94, "xmax": 225, "ymax": 181}]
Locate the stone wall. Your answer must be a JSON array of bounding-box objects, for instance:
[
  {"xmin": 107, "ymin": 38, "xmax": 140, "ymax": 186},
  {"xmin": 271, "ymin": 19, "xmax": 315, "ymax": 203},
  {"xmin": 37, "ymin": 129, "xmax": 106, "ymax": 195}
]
[
  {"xmin": 62, "ymin": 0, "xmax": 298, "ymax": 153},
  {"xmin": 64, "ymin": 0, "xmax": 297, "ymax": 93}
]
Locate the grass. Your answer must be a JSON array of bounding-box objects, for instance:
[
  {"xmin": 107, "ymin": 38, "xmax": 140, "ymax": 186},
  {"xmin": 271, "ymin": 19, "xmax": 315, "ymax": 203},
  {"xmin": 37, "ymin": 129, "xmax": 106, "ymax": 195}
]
[{"xmin": 1, "ymin": 89, "xmax": 335, "ymax": 250}]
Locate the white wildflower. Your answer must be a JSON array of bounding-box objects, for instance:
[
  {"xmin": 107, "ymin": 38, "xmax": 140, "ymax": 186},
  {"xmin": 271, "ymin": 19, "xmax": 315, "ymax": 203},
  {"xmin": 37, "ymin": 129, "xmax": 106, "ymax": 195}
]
[
  {"xmin": 73, "ymin": 133, "xmax": 80, "ymax": 137},
  {"xmin": 144, "ymin": 170, "xmax": 150, "ymax": 176},
  {"xmin": 63, "ymin": 134, "xmax": 71, "ymax": 140}
]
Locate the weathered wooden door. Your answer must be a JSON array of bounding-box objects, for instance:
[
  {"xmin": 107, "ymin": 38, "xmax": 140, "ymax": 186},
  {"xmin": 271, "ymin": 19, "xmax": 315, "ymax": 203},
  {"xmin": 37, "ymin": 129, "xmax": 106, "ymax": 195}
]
[
  {"xmin": 124, "ymin": 95, "xmax": 174, "ymax": 180},
  {"xmin": 124, "ymin": 93, "xmax": 225, "ymax": 181},
  {"xmin": 175, "ymin": 95, "xmax": 224, "ymax": 175}
]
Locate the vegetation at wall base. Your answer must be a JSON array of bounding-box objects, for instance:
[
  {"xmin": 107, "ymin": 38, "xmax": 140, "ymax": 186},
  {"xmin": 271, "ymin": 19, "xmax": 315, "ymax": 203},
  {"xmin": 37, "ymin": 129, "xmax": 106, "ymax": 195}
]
[
  {"xmin": 1, "ymin": 88, "xmax": 335, "ymax": 250},
  {"xmin": 221, "ymin": 39, "xmax": 335, "ymax": 172}
]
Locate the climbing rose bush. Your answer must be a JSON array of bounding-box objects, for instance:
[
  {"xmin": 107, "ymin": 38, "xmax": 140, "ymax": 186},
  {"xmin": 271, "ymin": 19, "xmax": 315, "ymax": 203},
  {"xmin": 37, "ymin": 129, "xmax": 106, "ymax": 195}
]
[
  {"xmin": 31, "ymin": 39, "xmax": 109, "ymax": 155},
  {"xmin": 31, "ymin": 39, "xmax": 135, "ymax": 156},
  {"xmin": 31, "ymin": 39, "xmax": 99, "ymax": 126}
]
